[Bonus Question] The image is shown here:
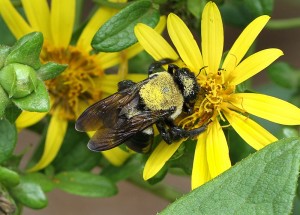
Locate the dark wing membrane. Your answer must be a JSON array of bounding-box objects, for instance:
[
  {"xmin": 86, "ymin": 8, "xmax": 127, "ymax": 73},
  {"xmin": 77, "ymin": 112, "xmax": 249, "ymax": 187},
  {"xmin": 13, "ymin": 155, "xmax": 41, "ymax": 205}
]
[
  {"xmin": 75, "ymin": 80, "xmax": 147, "ymax": 132},
  {"xmin": 87, "ymin": 109, "xmax": 172, "ymax": 152}
]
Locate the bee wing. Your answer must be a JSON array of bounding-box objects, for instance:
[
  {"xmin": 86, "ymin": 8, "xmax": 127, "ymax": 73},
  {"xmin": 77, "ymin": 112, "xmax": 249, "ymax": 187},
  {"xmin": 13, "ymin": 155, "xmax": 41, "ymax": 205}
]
[
  {"xmin": 87, "ymin": 109, "xmax": 172, "ymax": 152},
  {"xmin": 75, "ymin": 81, "xmax": 147, "ymax": 132}
]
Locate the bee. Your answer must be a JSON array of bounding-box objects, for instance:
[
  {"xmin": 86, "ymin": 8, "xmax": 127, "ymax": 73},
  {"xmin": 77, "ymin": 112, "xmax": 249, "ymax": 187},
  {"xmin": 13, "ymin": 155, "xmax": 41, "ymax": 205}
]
[{"xmin": 75, "ymin": 59, "xmax": 208, "ymax": 153}]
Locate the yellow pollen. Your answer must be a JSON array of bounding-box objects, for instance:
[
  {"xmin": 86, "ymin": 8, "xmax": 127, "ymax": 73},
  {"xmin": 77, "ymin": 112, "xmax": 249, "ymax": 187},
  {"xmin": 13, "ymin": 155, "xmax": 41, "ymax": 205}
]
[
  {"xmin": 42, "ymin": 44, "xmax": 104, "ymax": 121},
  {"xmin": 178, "ymin": 71, "xmax": 235, "ymax": 131}
]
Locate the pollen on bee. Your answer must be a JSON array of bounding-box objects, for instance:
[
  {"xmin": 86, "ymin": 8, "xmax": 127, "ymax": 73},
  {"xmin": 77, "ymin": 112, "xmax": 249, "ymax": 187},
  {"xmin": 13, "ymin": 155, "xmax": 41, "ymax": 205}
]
[{"xmin": 139, "ymin": 72, "xmax": 183, "ymax": 111}]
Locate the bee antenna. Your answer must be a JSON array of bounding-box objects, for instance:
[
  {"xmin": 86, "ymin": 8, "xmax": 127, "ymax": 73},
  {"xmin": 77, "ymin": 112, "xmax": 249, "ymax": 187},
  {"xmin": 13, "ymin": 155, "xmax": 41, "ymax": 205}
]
[{"xmin": 197, "ymin": 66, "xmax": 208, "ymax": 77}]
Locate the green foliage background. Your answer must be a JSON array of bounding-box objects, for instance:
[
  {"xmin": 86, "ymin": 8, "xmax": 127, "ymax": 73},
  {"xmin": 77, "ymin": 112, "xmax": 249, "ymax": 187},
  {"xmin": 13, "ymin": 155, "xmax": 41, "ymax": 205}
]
[{"xmin": 0, "ymin": 0, "xmax": 300, "ymax": 214}]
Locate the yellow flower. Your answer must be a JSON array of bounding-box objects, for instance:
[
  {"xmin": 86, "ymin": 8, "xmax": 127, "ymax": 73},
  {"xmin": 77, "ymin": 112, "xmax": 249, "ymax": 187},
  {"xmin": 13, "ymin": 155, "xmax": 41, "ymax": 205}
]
[
  {"xmin": 134, "ymin": 1, "xmax": 300, "ymax": 189},
  {"xmin": 0, "ymin": 0, "xmax": 165, "ymax": 171}
]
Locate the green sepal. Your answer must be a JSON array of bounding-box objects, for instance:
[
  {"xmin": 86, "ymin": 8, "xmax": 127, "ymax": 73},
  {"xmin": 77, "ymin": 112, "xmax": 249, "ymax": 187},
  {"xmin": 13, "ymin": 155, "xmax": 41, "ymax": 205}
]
[
  {"xmin": 36, "ymin": 62, "xmax": 67, "ymax": 81},
  {"xmin": 0, "ymin": 45, "xmax": 11, "ymax": 69},
  {"xmin": 0, "ymin": 86, "xmax": 10, "ymax": 118},
  {"xmin": 12, "ymin": 80, "xmax": 50, "ymax": 112},
  {"xmin": 0, "ymin": 166, "xmax": 20, "ymax": 188},
  {"xmin": 54, "ymin": 171, "xmax": 117, "ymax": 197},
  {"xmin": 91, "ymin": 0, "xmax": 160, "ymax": 52},
  {"xmin": 0, "ymin": 119, "xmax": 17, "ymax": 164},
  {"xmin": 9, "ymin": 180, "xmax": 48, "ymax": 209},
  {"xmin": 5, "ymin": 32, "xmax": 43, "ymax": 70},
  {"xmin": 159, "ymin": 137, "xmax": 300, "ymax": 215},
  {"xmin": 0, "ymin": 63, "xmax": 38, "ymax": 98}
]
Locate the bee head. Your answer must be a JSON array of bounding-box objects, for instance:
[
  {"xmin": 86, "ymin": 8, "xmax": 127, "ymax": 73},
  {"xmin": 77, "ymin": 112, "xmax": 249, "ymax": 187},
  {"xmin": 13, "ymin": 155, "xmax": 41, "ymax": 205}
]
[{"xmin": 173, "ymin": 67, "xmax": 200, "ymax": 102}]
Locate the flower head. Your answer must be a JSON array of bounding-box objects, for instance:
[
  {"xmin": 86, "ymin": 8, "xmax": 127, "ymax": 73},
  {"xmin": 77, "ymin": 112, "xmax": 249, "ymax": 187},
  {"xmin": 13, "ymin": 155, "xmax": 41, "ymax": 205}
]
[
  {"xmin": 0, "ymin": 0, "xmax": 161, "ymax": 171},
  {"xmin": 134, "ymin": 1, "xmax": 300, "ymax": 189}
]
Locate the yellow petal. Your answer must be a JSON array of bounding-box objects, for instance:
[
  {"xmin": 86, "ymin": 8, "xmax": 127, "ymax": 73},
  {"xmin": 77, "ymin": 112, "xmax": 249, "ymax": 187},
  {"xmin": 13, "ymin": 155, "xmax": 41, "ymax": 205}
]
[
  {"xmin": 222, "ymin": 15, "xmax": 270, "ymax": 79},
  {"xmin": 191, "ymin": 131, "xmax": 211, "ymax": 189},
  {"xmin": 27, "ymin": 115, "xmax": 68, "ymax": 172},
  {"xmin": 206, "ymin": 120, "xmax": 231, "ymax": 178},
  {"xmin": 224, "ymin": 111, "xmax": 277, "ymax": 150},
  {"xmin": 134, "ymin": 23, "xmax": 179, "ymax": 61},
  {"xmin": 143, "ymin": 140, "xmax": 183, "ymax": 180},
  {"xmin": 0, "ymin": 0, "xmax": 32, "ymax": 38},
  {"xmin": 77, "ymin": 7, "xmax": 116, "ymax": 52},
  {"xmin": 86, "ymin": 131, "xmax": 131, "ymax": 166},
  {"xmin": 16, "ymin": 111, "xmax": 47, "ymax": 129},
  {"xmin": 96, "ymin": 52, "xmax": 121, "ymax": 70},
  {"xmin": 167, "ymin": 13, "xmax": 203, "ymax": 73},
  {"xmin": 201, "ymin": 2, "xmax": 223, "ymax": 74},
  {"xmin": 102, "ymin": 148, "xmax": 132, "ymax": 166},
  {"xmin": 125, "ymin": 16, "xmax": 167, "ymax": 60},
  {"xmin": 229, "ymin": 93, "xmax": 300, "ymax": 125},
  {"xmin": 229, "ymin": 48, "xmax": 283, "ymax": 85},
  {"xmin": 21, "ymin": 0, "xmax": 51, "ymax": 41},
  {"xmin": 98, "ymin": 74, "xmax": 120, "ymax": 94},
  {"xmin": 50, "ymin": 0, "xmax": 75, "ymax": 48}
]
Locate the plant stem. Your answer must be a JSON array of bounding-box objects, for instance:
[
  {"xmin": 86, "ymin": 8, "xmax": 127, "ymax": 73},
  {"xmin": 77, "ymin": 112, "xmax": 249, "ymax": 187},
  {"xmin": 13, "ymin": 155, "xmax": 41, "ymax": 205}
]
[
  {"xmin": 128, "ymin": 176, "xmax": 185, "ymax": 202},
  {"xmin": 266, "ymin": 18, "xmax": 300, "ymax": 29}
]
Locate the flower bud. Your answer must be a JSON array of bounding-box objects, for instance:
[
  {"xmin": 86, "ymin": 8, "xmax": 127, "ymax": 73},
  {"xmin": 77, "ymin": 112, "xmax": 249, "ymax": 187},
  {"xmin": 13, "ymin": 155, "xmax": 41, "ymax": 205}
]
[{"xmin": 0, "ymin": 63, "xmax": 38, "ymax": 98}]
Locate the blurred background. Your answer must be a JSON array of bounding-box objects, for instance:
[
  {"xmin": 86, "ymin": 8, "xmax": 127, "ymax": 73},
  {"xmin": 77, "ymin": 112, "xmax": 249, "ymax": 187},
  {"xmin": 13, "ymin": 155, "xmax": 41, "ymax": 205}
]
[{"xmin": 5, "ymin": 0, "xmax": 300, "ymax": 214}]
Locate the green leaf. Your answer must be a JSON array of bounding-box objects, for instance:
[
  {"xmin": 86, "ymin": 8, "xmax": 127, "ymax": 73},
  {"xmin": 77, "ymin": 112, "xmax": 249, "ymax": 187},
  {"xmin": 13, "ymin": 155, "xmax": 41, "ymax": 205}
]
[
  {"xmin": 280, "ymin": 127, "xmax": 299, "ymax": 139},
  {"xmin": 187, "ymin": 0, "xmax": 206, "ymax": 19},
  {"xmin": 94, "ymin": 0, "xmax": 128, "ymax": 9},
  {"xmin": 0, "ymin": 166, "xmax": 20, "ymax": 187},
  {"xmin": 5, "ymin": 32, "xmax": 43, "ymax": 70},
  {"xmin": 160, "ymin": 137, "xmax": 300, "ymax": 215},
  {"xmin": 22, "ymin": 173, "xmax": 54, "ymax": 193},
  {"xmin": 12, "ymin": 80, "xmax": 50, "ymax": 112},
  {"xmin": 170, "ymin": 140, "xmax": 196, "ymax": 175},
  {"xmin": 53, "ymin": 123, "xmax": 102, "ymax": 172},
  {"xmin": 92, "ymin": 0, "xmax": 160, "ymax": 52},
  {"xmin": 54, "ymin": 171, "xmax": 117, "ymax": 197},
  {"xmin": 101, "ymin": 154, "xmax": 144, "ymax": 183},
  {"xmin": 10, "ymin": 180, "xmax": 48, "ymax": 209},
  {"xmin": 220, "ymin": 0, "xmax": 274, "ymax": 27},
  {"xmin": 267, "ymin": 61, "xmax": 300, "ymax": 89},
  {"xmin": 0, "ymin": 119, "xmax": 17, "ymax": 164},
  {"xmin": 36, "ymin": 62, "xmax": 67, "ymax": 81}
]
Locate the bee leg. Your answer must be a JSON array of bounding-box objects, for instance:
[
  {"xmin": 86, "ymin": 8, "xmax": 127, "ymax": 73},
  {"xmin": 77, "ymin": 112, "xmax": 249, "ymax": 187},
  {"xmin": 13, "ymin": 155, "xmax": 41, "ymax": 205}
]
[
  {"xmin": 182, "ymin": 103, "xmax": 193, "ymax": 114},
  {"xmin": 118, "ymin": 80, "xmax": 136, "ymax": 91},
  {"xmin": 148, "ymin": 58, "xmax": 176, "ymax": 75},
  {"xmin": 156, "ymin": 120, "xmax": 173, "ymax": 144},
  {"xmin": 156, "ymin": 120, "xmax": 209, "ymax": 144}
]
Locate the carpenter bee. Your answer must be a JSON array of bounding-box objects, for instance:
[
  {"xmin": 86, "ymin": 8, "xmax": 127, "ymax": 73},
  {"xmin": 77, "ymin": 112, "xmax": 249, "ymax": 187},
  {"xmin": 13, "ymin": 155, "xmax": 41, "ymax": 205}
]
[{"xmin": 75, "ymin": 59, "xmax": 208, "ymax": 153}]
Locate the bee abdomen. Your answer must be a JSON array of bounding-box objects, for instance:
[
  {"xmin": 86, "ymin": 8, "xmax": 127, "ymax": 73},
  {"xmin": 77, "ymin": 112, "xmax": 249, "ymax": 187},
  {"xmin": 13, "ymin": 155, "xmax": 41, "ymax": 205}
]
[{"xmin": 125, "ymin": 129, "xmax": 153, "ymax": 153}]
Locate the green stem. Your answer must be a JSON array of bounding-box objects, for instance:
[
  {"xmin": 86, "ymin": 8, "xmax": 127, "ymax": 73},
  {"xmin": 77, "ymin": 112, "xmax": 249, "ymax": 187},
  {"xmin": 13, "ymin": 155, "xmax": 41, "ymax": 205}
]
[
  {"xmin": 266, "ymin": 18, "xmax": 300, "ymax": 29},
  {"xmin": 128, "ymin": 176, "xmax": 185, "ymax": 202}
]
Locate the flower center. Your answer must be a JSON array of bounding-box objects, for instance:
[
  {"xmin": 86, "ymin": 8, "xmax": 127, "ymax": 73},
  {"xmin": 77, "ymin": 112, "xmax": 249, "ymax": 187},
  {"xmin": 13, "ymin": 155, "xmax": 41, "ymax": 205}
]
[
  {"xmin": 42, "ymin": 44, "xmax": 103, "ymax": 121},
  {"xmin": 178, "ymin": 70, "xmax": 235, "ymax": 130}
]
